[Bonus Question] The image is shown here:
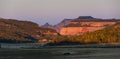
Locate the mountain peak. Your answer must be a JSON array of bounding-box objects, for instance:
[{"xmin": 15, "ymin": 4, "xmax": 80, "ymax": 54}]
[
  {"xmin": 41, "ymin": 22, "xmax": 53, "ymax": 28},
  {"xmin": 44, "ymin": 22, "xmax": 50, "ymax": 26}
]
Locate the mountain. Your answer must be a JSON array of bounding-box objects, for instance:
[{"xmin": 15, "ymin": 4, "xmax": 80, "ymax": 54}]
[
  {"xmin": 49, "ymin": 22, "xmax": 120, "ymax": 45},
  {"xmin": 42, "ymin": 16, "xmax": 95, "ymax": 33},
  {"xmin": 53, "ymin": 16, "xmax": 97, "ymax": 33},
  {"xmin": 0, "ymin": 18, "xmax": 57, "ymax": 43},
  {"xmin": 60, "ymin": 16, "xmax": 120, "ymax": 35},
  {"xmin": 41, "ymin": 23, "xmax": 54, "ymax": 29},
  {"xmin": 54, "ymin": 19, "xmax": 73, "ymax": 32}
]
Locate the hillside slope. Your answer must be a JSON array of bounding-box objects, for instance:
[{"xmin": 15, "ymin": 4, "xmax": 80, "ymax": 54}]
[{"xmin": 0, "ymin": 18, "xmax": 57, "ymax": 43}]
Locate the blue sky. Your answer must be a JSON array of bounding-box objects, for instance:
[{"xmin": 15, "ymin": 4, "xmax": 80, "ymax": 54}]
[{"xmin": 0, "ymin": 0, "xmax": 120, "ymax": 25}]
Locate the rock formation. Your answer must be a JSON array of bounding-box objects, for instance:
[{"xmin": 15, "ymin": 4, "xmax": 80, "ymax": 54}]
[{"xmin": 60, "ymin": 16, "xmax": 120, "ymax": 35}]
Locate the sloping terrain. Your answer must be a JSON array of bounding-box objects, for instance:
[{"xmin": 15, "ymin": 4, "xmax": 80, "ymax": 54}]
[{"xmin": 0, "ymin": 18, "xmax": 57, "ymax": 43}]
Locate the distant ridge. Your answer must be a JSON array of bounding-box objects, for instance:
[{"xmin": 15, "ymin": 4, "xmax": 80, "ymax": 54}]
[{"xmin": 41, "ymin": 23, "xmax": 53, "ymax": 28}]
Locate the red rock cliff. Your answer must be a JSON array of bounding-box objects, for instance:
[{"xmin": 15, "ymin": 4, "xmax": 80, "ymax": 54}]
[{"xmin": 60, "ymin": 20, "xmax": 118, "ymax": 35}]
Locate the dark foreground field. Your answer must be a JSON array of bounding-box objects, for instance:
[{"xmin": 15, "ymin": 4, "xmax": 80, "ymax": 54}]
[{"xmin": 0, "ymin": 47, "xmax": 120, "ymax": 59}]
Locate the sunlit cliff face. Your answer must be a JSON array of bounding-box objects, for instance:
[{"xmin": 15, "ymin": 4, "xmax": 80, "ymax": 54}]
[{"xmin": 60, "ymin": 21, "xmax": 117, "ymax": 35}]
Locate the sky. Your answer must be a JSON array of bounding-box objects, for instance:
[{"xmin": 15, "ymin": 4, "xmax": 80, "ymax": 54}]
[{"xmin": 0, "ymin": 0, "xmax": 120, "ymax": 25}]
